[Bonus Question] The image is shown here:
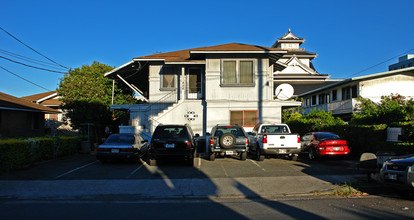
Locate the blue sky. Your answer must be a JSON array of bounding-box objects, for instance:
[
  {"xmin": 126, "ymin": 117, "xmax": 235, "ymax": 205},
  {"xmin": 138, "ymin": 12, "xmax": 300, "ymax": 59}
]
[{"xmin": 1, "ymin": 0, "xmax": 413, "ymax": 97}]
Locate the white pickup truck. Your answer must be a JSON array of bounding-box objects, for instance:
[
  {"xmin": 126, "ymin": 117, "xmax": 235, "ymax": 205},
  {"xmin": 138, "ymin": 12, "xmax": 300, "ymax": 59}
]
[{"xmin": 248, "ymin": 123, "xmax": 301, "ymax": 161}]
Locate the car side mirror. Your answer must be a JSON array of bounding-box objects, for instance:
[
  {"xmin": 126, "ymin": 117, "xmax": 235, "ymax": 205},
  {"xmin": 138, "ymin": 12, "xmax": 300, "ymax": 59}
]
[{"xmin": 195, "ymin": 133, "xmax": 200, "ymax": 137}]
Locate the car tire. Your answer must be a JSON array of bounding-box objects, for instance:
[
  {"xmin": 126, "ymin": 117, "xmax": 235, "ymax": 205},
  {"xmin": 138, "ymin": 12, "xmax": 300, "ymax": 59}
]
[
  {"xmin": 257, "ymin": 148, "xmax": 264, "ymax": 161},
  {"xmin": 219, "ymin": 133, "xmax": 236, "ymax": 149},
  {"xmin": 149, "ymin": 158, "xmax": 157, "ymax": 166},
  {"xmin": 240, "ymin": 152, "xmax": 247, "ymax": 161},
  {"xmin": 209, "ymin": 153, "xmax": 216, "ymax": 161},
  {"xmin": 308, "ymin": 149, "xmax": 316, "ymax": 160},
  {"xmin": 290, "ymin": 154, "xmax": 298, "ymax": 161}
]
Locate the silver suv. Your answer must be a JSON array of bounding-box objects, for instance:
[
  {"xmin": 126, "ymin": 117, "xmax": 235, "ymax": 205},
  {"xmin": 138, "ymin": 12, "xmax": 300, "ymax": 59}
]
[{"xmin": 207, "ymin": 125, "xmax": 249, "ymax": 161}]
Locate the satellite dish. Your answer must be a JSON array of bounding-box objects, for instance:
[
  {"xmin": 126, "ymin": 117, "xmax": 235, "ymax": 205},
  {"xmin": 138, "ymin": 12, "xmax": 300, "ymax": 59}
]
[{"xmin": 275, "ymin": 83, "xmax": 294, "ymax": 100}]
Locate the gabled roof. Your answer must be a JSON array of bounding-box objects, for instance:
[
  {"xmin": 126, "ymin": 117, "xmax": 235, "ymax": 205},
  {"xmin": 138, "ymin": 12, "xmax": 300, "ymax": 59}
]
[
  {"xmin": 21, "ymin": 91, "xmax": 61, "ymax": 107},
  {"xmin": 106, "ymin": 43, "xmax": 287, "ymax": 77},
  {"xmin": 0, "ymin": 92, "xmax": 60, "ymax": 113}
]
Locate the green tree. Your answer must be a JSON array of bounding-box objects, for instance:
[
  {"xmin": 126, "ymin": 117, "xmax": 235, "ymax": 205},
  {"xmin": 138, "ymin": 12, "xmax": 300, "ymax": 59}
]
[{"xmin": 57, "ymin": 61, "xmax": 137, "ymax": 133}]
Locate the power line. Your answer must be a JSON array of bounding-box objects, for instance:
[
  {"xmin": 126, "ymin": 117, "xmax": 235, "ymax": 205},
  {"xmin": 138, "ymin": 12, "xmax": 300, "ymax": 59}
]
[
  {"xmin": 0, "ymin": 26, "xmax": 69, "ymax": 69},
  {"xmin": 346, "ymin": 48, "xmax": 414, "ymax": 78},
  {"xmin": 0, "ymin": 65, "xmax": 51, "ymax": 91},
  {"xmin": 0, "ymin": 48, "xmax": 68, "ymax": 71},
  {"xmin": 0, "ymin": 55, "xmax": 66, "ymax": 74}
]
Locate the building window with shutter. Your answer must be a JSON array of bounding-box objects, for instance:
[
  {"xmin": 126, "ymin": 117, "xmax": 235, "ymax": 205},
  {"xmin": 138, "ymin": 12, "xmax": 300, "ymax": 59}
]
[{"xmin": 230, "ymin": 110, "xmax": 257, "ymax": 127}]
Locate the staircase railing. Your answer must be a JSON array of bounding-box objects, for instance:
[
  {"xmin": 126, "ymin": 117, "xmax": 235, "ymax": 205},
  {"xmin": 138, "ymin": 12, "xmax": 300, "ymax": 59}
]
[{"xmin": 144, "ymin": 90, "xmax": 178, "ymax": 131}]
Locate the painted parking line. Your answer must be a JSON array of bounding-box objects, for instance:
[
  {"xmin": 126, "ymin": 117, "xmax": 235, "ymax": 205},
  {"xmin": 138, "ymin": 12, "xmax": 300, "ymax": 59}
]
[
  {"xmin": 126, "ymin": 163, "xmax": 145, "ymax": 179},
  {"xmin": 54, "ymin": 160, "xmax": 99, "ymax": 179},
  {"xmin": 248, "ymin": 159, "xmax": 266, "ymax": 172}
]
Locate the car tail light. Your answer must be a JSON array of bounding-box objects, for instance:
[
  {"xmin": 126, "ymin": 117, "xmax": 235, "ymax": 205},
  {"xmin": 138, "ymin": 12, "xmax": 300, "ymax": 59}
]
[
  {"xmin": 318, "ymin": 141, "xmax": 326, "ymax": 150},
  {"xmin": 297, "ymin": 134, "xmax": 300, "ymax": 143},
  {"xmin": 186, "ymin": 141, "xmax": 192, "ymax": 149},
  {"xmin": 120, "ymin": 148, "xmax": 133, "ymax": 152},
  {"xmin": 263, "ymin": 135, "xmax": 267, "ymax": 144},
  {"xmin": 151, "ymin": 143, "xmax": 155, "ymax": 149},
  {"xmin": 210, "ymin": 138, "xmax": 214, "ymax": 145},
  {"xmin": 245, "ymin": 138, "xmax": 249, "ymax": 145}
]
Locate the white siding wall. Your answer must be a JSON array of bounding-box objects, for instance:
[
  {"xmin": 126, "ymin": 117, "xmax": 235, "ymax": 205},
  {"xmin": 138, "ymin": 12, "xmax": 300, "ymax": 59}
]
[{"xmin": 360, "ymin": 74, "xmax": 414, "ymax": 103}]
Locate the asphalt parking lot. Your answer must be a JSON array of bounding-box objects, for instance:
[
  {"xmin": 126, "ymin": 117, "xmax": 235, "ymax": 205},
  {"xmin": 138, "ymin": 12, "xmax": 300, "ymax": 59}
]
[{"xmin": 0, "ymin": 153, "xmax": 364, "ymax": 200}]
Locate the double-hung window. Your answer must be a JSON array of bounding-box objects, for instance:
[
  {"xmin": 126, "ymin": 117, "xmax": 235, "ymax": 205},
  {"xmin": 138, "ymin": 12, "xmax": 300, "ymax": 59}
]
[
  {"xmin": 222, "ymin": 60, "xmax": 254, "ymax": 86},
  {"xmin": 161, "ymin": 66, "xmax": 176, "ymax": 90}
]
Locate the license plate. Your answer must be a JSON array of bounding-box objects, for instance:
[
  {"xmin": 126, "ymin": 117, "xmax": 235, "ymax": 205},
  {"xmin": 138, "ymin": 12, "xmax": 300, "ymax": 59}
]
[
  {"xmin": 111, "ymin": 149, "xmax": 119, "ymax": 153},
  {"xmin": 386, "ymin": 174, "xmax": 397, "ymax": 180},
  {"xmin": 333, "ymin": 147, "xmax": 341, "ymax": 151},
  {"xmin": 279, "ymin": 149, "xmax": 286, "ymax": 154},
  {"xmin": 165, "ymin": 144, "xmax": 175, "ymax": 148},
  {"xmin": 226, "ymin": 151, "xmax": 234, "ymax": 155}
]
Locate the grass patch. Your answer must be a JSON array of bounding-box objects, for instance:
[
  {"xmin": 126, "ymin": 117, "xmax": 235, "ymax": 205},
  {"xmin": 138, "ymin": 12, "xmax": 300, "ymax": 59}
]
[{"xmin": 332, "ymin": 182, "xmax": 368, "ymax": 196}]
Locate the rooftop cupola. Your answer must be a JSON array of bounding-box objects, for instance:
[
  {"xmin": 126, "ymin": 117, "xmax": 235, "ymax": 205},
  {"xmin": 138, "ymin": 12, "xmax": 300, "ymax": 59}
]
[{"xmin": 272, "ymin": 29, "xmax": 306, "ymax": 51}]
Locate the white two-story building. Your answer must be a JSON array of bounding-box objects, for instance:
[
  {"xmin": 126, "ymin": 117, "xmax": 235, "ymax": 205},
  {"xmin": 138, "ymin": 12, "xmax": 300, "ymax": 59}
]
[{"xmin": 105, "ymin": 30, "xmax": 336, "ymax": 136}]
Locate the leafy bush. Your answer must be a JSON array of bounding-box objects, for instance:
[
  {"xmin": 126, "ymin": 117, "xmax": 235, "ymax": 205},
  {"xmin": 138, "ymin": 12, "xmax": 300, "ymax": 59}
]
[
  {"xmin": 284, "ymin": 109, "xmax": 345, "ymax": 135},
  {"xmin": 0, "ymin": 136, "xmax": 80, "ymax": 171},
  {"xmin": 351, "ymin": 94, "xmax": 414, "ymax": 125}
]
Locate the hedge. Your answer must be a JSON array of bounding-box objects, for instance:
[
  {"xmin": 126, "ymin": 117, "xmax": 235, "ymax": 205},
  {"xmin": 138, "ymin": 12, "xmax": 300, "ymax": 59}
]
[{"xmin": 0, "ymin": 136, "xmax": 80, "ymax": 171}]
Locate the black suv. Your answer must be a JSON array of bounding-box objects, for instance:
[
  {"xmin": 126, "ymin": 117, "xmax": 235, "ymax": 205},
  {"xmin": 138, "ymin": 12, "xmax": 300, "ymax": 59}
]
[
  {"xmin": 148, "ymin": 124, "xmax": 198, "ymax": 166},
  {"xmin": 208, "ymin": 125, "xmax": 249, "ymax": 161}
]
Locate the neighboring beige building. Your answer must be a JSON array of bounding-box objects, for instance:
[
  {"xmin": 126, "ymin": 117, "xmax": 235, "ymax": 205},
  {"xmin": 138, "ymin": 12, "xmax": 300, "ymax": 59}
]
[
  {"xmin": 299, "ymin": 67, "xmax": 414, "ymax": 120},
  {"xmin": 21, "ymin": 91, "xmax": 69, "ymax": 135},
  {"xmin": 0, "ymin": 92, "xmax": 60, "ymax": 137}
]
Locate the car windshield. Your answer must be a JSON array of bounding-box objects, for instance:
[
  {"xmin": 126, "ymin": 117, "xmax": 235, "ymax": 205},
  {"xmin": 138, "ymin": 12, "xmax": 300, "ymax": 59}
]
[
  {"xmin": 105, "ymin": 134, "xmax": 135, "ymax": 144},
  {"xmin": 153, "ymin": 126, "xmax": 188, "ymax": 139},
  {"xmin": 215, "ymin": 127, "xmax": 245, "ymax": 137},
  {"xmin": 260, "ymin": 125, "xmax": 289, "ymax": 134},
  {"xmin": 315, "ymin": 133, "xmax": 340, "ymax": 140}
]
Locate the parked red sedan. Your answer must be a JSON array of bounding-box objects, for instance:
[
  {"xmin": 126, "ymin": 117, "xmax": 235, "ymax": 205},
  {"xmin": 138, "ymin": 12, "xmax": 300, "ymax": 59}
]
[{"xmin": 301, "ymin": 132, "xmax": 350, "ymax": 160}]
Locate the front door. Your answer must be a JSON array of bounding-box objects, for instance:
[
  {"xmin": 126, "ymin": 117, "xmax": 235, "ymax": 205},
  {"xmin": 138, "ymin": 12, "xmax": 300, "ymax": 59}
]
[{"xmin": 187, "ymin": 68, "xmax": 202, "ymax": 99}]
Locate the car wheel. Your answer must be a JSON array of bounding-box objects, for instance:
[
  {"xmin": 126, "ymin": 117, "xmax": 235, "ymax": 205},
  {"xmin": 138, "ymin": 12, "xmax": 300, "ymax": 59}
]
[
  {"xmin": 257, "ymin": 148, "xmax": 264, "ymax": 161},
  {"xmin": 209, "ymin": 153, "xmax": 216, "ymax": 161},
  {"xmin": 308, "ymin": 149, "xmax": 315, "ymax": 160},
  {"xmin": 240, "ymin": 152, "xmax": 247, "ymax": 161},
  {"xmin": 290, "ymin": 154, "xmax": 298, "ymax": 161},
  {"xmin": 149, "ymin": 158, "xmax": 157, "ymax": 166},
  {"xmin": 219, "ymin": 133, "xmax": 236, "ymax": 149}
]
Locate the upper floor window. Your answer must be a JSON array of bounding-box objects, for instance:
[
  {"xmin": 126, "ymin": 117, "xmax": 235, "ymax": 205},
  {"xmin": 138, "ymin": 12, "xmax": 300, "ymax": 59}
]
[
  {"xmin": 161, "ymin": 66, "xmax": 176, "ymax": 90},
  {"xmin": 351, "ymin": 85, "xmax": 358, "ymax": 98},
  {"xmin": 342, "ymin": 87, "xmax": 351, "ymax": 100},
  {"xmin": 332, "ymin": 89, "xmax": 337, "ymax": 101},
  {"xmin": 311, "ymin": 95, "xmax": 317, "ymax": 105},
  {"xmin": 222, "ymin": 60, "xmax": 254, "ymax": 86}
]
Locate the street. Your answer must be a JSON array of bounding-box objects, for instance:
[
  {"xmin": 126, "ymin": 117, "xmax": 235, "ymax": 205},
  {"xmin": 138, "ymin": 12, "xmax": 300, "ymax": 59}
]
[{"xmin": 1, "ymin": 153, "xmax": 414, "ymax": 219}]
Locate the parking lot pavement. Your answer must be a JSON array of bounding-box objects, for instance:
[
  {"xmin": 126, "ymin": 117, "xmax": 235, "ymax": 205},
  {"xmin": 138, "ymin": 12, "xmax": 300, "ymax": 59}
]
[{"xmin": 0, "ymin": 154, "xmax": 366, "ymax": 200}]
